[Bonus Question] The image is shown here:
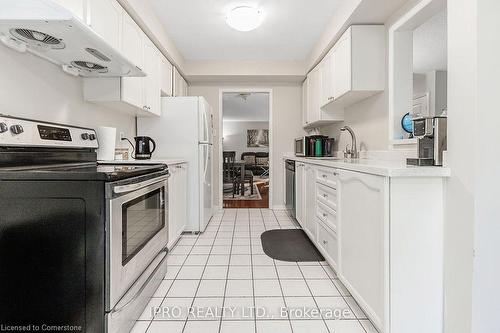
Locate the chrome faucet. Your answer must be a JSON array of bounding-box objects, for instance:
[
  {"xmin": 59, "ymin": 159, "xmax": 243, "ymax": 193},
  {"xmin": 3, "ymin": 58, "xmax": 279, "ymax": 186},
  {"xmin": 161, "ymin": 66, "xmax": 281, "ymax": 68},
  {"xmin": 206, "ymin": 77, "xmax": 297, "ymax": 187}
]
[{"xmin": 340, "ymin": 126, "xmax": 359, "ymax": 159}]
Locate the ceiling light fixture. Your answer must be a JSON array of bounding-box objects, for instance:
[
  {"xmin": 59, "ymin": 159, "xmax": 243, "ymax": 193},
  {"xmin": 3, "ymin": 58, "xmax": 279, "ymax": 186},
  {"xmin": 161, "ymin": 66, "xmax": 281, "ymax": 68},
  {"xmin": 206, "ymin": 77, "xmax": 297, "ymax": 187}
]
[{"xmin": 226, "ymin": 6, "xmax": 263, "ymax": 32}]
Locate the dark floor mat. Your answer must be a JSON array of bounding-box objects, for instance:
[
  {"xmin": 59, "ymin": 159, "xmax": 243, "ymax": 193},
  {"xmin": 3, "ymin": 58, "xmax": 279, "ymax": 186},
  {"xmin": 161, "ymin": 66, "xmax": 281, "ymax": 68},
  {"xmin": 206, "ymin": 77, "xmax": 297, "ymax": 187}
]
[{"xmin": 261, "ymin": 229, "xmax": 324, "ymax": 262}]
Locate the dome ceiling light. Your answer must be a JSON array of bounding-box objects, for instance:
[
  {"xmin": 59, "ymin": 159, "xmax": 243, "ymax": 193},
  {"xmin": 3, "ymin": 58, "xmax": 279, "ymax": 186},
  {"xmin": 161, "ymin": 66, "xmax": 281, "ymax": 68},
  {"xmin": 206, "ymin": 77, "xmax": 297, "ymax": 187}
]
[{"xmin": 226, "ymin": 6, "xmax": 264, "ymax": 32}]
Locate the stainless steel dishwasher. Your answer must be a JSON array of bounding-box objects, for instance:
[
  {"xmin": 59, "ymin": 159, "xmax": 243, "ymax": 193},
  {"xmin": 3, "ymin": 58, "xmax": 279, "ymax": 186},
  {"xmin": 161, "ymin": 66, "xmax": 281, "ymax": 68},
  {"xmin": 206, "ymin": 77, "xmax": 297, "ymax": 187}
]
[{"xmin": 285, "ymin": 159, "xmax": 296, "ymax": 218}]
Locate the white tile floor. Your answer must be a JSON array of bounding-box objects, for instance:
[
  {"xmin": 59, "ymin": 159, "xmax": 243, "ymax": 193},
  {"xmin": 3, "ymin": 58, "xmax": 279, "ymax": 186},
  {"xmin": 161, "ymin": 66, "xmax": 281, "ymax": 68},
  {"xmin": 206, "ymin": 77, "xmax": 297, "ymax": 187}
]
[{"xmin": 132, "ymin": 209, "xmax": 379, "ymax": 333}]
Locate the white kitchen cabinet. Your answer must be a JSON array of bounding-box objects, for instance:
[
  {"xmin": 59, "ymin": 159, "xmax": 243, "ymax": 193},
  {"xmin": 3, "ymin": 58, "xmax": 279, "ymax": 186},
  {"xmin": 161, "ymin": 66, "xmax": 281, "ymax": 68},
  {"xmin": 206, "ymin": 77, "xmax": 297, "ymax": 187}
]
[
  {"xmin": 168, "ymin": 163, "xmax": 188, "ymax": 248},
  {"xmin": 301, "ymin": 77, "xmax": 308, "ymax": 127},
  {"xmin": 86, "ymin": 0, "xmax": 123, "ymax": 51},
  {"xmin": 173, "ymin": 67, "xmax": 188, "ymax": 97},
  {"xmin": 51, "ymin": 0, "xmax": 85, "ymax": 20},
  {"xmin": 303, "ymin": 163, "xmax": 317, "ymax": 240},
  {"xmin": 337, "ymin": 170, "xmax": 387, "ymax": 330},
  {"xmin": 295, "ymin": 162, "xmax": 306, "ymax": 227},
  {"xmin": 160, "ymin": 56, "xmax": 173, "ymax": 96},
  {"xmin": 83, "ymin": 22, "xmax": 163, "ymax": 116},
  {"xmin": 330, "ymin": 25, "xmax": 385, "ymax": 106},
  {"xmin": 304, "ymin": 64, "xmax": 344, "ymax": 128},
  {"xmin": 142, "ymin": 38, "xmax": 161, "ymax": 116},
  {"xmin": 121, "ymin": 12, "xmax": 145, "ymax": 110},
  {"xmin": 316, "ymin": 219, "xmax": 339, "ymax": 270},
  {"xmin": 291, "ymin": 158, "xmax": 445, "ymax": 333},
  {"xmin": 320, "ymin": 53, "xmax": 334, "ymax": 107}
]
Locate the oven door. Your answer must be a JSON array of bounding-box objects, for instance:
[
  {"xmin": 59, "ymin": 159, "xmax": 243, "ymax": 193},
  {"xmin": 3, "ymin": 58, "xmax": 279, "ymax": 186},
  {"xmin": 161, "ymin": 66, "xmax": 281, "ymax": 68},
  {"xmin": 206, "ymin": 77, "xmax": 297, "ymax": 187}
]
[{"xmin": 106, "ymin": 174, "xmax": 169, "ymax": 310}]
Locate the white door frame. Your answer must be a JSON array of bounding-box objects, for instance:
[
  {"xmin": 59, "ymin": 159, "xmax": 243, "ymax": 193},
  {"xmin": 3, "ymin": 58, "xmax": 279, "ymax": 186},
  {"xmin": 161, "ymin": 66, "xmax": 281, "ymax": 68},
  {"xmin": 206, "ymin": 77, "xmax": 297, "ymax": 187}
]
[{"xmin": 218, "ymin": 88, "xmax": 273, "ymax": 209}]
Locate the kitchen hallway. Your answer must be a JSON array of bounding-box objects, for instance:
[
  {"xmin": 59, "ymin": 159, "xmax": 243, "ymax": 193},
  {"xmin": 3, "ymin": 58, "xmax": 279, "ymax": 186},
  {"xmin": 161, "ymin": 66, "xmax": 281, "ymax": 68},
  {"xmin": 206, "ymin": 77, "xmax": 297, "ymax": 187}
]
[{"xmin": 132, "ymin": 209, "xmax": 377, "ymax": 333}]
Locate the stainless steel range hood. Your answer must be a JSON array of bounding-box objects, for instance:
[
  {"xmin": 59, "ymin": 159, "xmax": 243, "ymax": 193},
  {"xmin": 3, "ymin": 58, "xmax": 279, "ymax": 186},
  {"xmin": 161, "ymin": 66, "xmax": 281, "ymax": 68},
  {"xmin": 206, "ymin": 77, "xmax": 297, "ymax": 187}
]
[{"xmin": 0, "ymin": 0, "xmax": 145, "ymax": 78}]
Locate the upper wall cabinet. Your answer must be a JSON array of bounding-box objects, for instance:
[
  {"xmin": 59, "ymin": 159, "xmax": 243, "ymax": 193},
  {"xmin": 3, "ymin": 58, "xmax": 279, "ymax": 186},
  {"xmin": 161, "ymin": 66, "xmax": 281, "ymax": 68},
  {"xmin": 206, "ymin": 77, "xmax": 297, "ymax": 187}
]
[
  {"xmin": 330, "ymin": 25, "xmax": 386, "ymax": 107},
  {"xmin": 303, "ymin": 64, "xmax": 344, "ymax": 128},
  {"xmin": 86, "ymin": 0, "xmax": 123, "ymax": 51},
  {"xmin": 81, "ymin": 0, "xmax": 174, "ymax": 116},
  {"xmin": 303, "ymin": 25, "xmax": 385, "ymax": 128}
]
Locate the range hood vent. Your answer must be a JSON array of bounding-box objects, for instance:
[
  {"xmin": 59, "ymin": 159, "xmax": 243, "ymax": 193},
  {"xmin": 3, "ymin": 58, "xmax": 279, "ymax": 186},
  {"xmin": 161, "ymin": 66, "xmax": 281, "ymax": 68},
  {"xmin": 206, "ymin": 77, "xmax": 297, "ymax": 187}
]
[
  {"xmin": 0, "ymin": 0, "xmax": 145, "ymax": 78},
  {"xmin": 11, "ymin": 28, "xmax": 65, "ymax": 49}
]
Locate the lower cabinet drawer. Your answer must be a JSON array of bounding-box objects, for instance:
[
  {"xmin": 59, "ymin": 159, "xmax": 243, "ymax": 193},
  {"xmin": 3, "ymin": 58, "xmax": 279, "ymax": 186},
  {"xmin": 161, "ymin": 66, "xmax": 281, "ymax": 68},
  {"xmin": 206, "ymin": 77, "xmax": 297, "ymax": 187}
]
[
  {"xmin": 316, "ymin": 167, "xmax": 338, "ymax": 189},
  {"xmin": 316, "ymin": 182, "xmax": 338, "ymax": 211},
  {"xmin": 316, "ymin": 220, "xmax": 339, "ymax": 269},
  {"xmin": 316, "ymin": 200, "xmax": 338, "ymax": 232}
]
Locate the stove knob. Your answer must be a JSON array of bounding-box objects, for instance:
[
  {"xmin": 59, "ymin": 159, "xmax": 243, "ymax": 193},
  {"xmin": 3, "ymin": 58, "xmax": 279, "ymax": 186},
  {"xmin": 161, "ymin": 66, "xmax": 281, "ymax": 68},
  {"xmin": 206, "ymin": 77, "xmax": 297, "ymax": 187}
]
[
  {"xmin": 89, "ymin": 133, "xmax": 96, "ymax": 141},
  {"xmin": 10, "ymin": 124, "xmax": 24, "ymax": 135},
  {"xmin": 81, "ymin": 133, "xmax": 89, "ymax": 140},
  {"xmin": 0, "ymin": 122, "xmax": 7, "ymax": 133}
]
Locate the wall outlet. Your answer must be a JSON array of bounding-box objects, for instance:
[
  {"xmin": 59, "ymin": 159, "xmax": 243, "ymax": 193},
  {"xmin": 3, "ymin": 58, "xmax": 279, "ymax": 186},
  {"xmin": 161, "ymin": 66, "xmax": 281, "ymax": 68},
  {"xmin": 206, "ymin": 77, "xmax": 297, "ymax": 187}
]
[{"xmin": 119, "ymin": 132, "xmax": 125, "ymax": 141}]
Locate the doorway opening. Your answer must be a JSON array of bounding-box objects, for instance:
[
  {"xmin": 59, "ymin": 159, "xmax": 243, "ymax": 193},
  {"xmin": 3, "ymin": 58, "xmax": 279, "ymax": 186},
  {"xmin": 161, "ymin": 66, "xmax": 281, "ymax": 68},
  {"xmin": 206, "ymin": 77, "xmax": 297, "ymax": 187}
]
[{"xmin": 220, "ymin": 90, "xmax": 271, "ymax": 208}]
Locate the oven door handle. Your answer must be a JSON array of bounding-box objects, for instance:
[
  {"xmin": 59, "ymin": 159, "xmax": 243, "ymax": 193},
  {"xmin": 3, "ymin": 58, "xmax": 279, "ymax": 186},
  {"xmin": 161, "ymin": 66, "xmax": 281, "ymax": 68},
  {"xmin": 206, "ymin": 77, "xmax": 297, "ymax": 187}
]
[
  {"xmin": 113, "ymin": 175, "xmax": 169, "ymax": 194},
  {"xmin": 110, "ymin": 248, "xmax": 168, "ymax": 315}
]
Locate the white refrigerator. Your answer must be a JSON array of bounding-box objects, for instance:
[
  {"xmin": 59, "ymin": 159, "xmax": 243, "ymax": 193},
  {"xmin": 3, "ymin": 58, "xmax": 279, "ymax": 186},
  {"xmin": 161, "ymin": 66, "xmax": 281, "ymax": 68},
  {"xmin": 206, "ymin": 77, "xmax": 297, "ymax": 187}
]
[{"xmin": 137, "ymin": 96, "xmax": 213, "ymax": 233}]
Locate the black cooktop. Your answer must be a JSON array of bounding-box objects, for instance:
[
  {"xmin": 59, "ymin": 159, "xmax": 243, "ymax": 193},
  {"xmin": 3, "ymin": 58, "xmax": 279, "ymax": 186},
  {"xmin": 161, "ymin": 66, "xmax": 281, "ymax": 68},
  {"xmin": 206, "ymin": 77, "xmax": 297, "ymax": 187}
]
[{"xmin": 0, "ymin": 163, "xmax": 168, "ymax": 181}]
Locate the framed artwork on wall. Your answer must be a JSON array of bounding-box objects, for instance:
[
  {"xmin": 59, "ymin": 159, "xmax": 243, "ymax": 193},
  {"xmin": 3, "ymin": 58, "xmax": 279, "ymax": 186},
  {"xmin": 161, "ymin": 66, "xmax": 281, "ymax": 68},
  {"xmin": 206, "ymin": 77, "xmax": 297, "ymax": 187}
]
[{"xmin": 247, "ymin": 129, "xmax": 269, "ymax": 147}]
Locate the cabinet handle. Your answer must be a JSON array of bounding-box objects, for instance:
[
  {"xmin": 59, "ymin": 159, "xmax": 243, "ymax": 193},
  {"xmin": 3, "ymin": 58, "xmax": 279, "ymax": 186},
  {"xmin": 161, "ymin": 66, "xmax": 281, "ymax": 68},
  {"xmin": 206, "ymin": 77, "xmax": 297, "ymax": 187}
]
[
  {"xmin": 323, "ymin": 240, "xmax": 328, "ymax": 245},
  {"xmin": 323, "ymin": 213, "xmax": 327, "ymax": 217},
  {"xmin": 322, "ymin": 175, "xmax": 327, "ymax": 178},
  {"xmin": 333, "ymin": 172, "xmax": 338, "ymax": 176},
  {"xmin": 328, "ymin": 97, "xmax": 334, "ymax": 100},
  {"xmin": 323, "ymin": 194, "xmax": 328, "ymax": 198}
]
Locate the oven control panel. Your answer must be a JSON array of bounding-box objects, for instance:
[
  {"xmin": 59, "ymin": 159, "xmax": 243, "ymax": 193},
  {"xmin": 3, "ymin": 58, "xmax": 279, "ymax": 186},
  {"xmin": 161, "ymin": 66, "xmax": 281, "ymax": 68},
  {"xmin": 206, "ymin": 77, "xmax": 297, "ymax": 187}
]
[{"xmin": 0, "ymin": 115, "xmax": 98, "ymax": 149}]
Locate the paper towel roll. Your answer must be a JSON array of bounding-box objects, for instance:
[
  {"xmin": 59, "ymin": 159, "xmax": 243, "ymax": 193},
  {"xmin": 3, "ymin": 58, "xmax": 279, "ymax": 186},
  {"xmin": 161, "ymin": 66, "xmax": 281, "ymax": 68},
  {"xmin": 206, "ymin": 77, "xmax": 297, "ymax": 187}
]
[{"xmin": 96, "ymin": 126, "xmax": 116, "ymax": 161}]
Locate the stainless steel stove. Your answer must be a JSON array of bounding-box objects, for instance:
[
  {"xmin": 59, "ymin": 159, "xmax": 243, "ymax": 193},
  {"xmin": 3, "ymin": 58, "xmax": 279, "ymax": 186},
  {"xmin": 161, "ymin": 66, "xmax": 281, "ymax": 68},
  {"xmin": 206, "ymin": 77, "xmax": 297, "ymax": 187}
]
[{"xmin": 0, "ymin": 115, "xmax": 169, "ymax": 333}]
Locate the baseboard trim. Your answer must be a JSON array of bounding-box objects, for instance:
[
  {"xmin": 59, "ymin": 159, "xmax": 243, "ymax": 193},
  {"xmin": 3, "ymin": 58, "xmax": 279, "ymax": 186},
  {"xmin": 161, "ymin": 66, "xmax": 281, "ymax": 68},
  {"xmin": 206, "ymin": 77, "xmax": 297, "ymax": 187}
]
[{"xmin": 272, "ymin": 205, "xmax": 287, "ymax": 210}]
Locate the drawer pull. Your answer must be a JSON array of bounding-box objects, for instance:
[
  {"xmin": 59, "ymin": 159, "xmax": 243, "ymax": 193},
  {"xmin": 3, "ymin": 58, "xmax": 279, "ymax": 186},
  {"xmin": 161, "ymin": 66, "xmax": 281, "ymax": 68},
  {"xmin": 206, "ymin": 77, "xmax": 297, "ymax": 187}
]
[
  {"xmin": 322, "ymin": 175, "xmax": 327, "ymax": 178},
  {"xmin": 323, "ymin": 194, "xmax": 328, "ymax": 198},
  {"xmin": 323, "ymin": 240, "xmax": 328, "ymax": 245},
  {"xmin": 323, "ymin": 213, "xmax": 327, "ymax": 217}
]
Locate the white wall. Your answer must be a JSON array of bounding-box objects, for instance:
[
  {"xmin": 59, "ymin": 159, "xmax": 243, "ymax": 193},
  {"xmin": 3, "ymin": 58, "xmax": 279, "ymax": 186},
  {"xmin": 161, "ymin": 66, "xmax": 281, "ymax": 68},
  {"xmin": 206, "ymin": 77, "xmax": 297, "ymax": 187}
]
[
  {"xmin": 471, "ymin": 0, "xmax": 500, "ymax": 331},
  {"xmin": 189, "ymin": 84, "xmax": 305, "ymax": 209},
  {"xmin": 223, "ymin": 121, "xmax": 269, "ymax": 159},
  {"xmin": 0, "ymin": 44, "xmax": 136, "ymax": 145},
  {"xmin": 444, "ymin": 0, "xmax": 475, "ymax": 332}
]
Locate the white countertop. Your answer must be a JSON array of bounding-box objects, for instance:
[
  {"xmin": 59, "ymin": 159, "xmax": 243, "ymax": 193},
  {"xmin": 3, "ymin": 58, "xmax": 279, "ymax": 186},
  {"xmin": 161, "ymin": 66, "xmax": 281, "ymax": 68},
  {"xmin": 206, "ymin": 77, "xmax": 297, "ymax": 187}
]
[
  {"xmin": 98, "ymin": 158, "xmax": 187, "ymax": 166},
  {"xmin": 284, "ymin": 155, "xmax": 450, "ymax": 178}
]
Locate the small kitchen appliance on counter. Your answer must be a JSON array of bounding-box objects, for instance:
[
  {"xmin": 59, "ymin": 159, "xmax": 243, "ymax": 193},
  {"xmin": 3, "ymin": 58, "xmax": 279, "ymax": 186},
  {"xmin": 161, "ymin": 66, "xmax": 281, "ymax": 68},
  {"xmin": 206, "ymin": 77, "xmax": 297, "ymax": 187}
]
[
  {"xmin": 134, "ymin": 136, "xmax": 156, "ymax": 159},
  {"xmin": 407, "ymin": 115, "xmax": 447, "ymax": 166},
  {"xmin": 295, "ymin": 136, "xmax": 334, "ymax": 157},
  {"xmin": 0, "ymin": 115, "xmax": 169, "ymax": 333}
]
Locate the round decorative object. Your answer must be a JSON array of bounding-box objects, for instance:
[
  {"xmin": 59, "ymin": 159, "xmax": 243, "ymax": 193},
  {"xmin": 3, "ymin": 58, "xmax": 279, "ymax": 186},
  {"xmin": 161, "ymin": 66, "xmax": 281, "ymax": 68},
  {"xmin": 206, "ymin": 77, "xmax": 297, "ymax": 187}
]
[{"xmin": 401, "ymin": 113, "xmax": 413, "ymax": 134}]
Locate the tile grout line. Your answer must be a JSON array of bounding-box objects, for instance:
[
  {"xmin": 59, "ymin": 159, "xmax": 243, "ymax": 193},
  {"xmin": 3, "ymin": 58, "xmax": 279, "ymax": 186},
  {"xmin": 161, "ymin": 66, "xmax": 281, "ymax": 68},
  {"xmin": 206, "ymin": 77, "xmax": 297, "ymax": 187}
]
[
  {"xmin": 270, "ymin": 208, "xmax": 295, "ymax": 333},
  {"xmin": 217, "ymin": 208, "xmax": 236, "ymax": 333},
  {"xmin": 180, "ymin": 211, "xmax": 223, "ymax": 333}
]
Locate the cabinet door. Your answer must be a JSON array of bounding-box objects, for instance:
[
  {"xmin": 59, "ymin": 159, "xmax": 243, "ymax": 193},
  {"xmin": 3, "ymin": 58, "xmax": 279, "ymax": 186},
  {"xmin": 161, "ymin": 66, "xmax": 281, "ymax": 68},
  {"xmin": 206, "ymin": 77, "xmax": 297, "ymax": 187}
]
[
  {"xmin": 302, "ymin": 78, "xmax": 308, "ymax": 127},
  {"xmin": 307, "ymin": 67, "xmax": 321, "ymax": 124},
  {"xmin": 87, "ymin": 0, "xmax": 122, "ymax": 51},
  {"xmin": 177, "ymin": 164, "xmax": 188, "ymax": 235},
  {"xmin": 320, "ymin": 53, "xmax": 334, "ymax": 107},
  {"xmin": 142, "ymin": 38, "xmax": 161, "ymax": 115},
  {"xmin": 168, "ymin": 166, "xmax": 178, "ymax": 245},
  {"xmin": 332, "ymin": 29, "xmax": 352, "ymax": 99},
  {"xmin": 121, "ymin": 12, "xmax": 144, "ymax": 109},
  {"xmin": 51, "ymin": 0, "xmax": 85, "ymax": 20},
  {"xmin": 295, "ymin": 163, "xmax": 305, "ymax": 227},
  {"xmin": 338, "ymin": 169, "xmax": 386, "ymax": 327},
  {"xmin": 304, "ymin": 164, "xmax": 317, "ymax": 240},
  {"xmin": 160, "ymin": 56, "xmax": 173, "ymax": 96}
]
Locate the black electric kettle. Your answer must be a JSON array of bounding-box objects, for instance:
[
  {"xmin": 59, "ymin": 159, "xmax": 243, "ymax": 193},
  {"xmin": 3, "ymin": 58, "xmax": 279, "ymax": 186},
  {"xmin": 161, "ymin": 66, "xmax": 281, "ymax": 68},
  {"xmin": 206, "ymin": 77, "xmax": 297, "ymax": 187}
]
[{"xmin": 134, "ymin": 136, "xmax": 156, "ymax": 160}]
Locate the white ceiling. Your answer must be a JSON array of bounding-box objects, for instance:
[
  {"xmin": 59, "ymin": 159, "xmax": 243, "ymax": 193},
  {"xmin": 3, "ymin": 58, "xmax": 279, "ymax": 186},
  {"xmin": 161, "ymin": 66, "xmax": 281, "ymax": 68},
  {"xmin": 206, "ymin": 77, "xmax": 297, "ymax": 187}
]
[
  {"xmin": 148, "ymin": 0, "xmax": 340, "ymax": 61},
  {"xmin": 413, "ymin": 10, "xmax": 447, "ymax": 74},
  {"xmin": 223, "ymin": 92, "xmax": 269, "ymax": 121}
]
